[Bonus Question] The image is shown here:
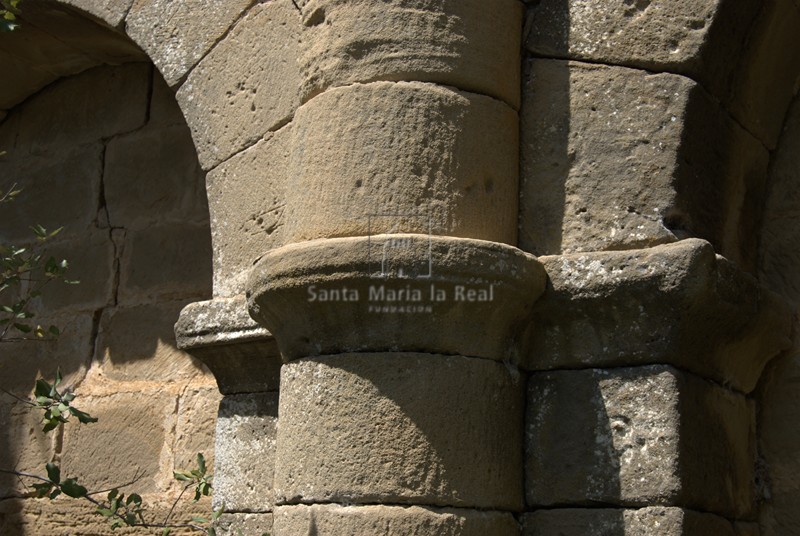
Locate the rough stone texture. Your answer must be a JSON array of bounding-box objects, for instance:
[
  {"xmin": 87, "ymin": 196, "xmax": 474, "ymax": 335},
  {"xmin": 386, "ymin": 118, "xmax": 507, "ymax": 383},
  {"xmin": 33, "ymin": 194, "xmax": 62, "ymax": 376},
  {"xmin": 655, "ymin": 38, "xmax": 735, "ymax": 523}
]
[
  {"xmin": 298, "ymin": 0, "xmax": 523, "ymax": 108},
  {"xmin": 758, "ymin": 91, "xmax": 800, "ymax": 536},
  {"xmin": 524, "ymin": 239, "xmax": 792, "ymax": 393},
  {"xmin": 0, "ymin": 313, "xmax": 94, "ymax": 396},
  {"xmin": 275, "ymin": 353, "xmax": 525, "ymax": 510},
  {"xmin": 174, "ymin": 385, "xmax": 221, "ymax": 472},
  {"xmin": 724, "ymin": 1, "xmax": 800, "ymax": 149},
  {"xmin": 249, "ymin": 234, "xmax": 545, "ymax": 361},
  {"xmin": 213, "ymin": 392, "xmax": 278, "ymax": 512},
  {"xmin": 0, "ymin": 400, "xmax": 58, "ymax": 498},
  {"xmin": 125, "ymin": 0, "xmax": 254, "ymax": 87},
  {"xmin": 0, "ymin": 63, "xmax": 217, "ymax": 534},
  {"xmin": 274, "ymin": 504, "xmax": 520, "ymax": 536},
  {"xmin": 175, "ymin": 296, "xmax": 282, "ymax": 395},
  {"xmin": 520, "ymin": 59, "xmax": 686, "ymax": 255},
  {"xmin": 117, "ymin": 223, "xmax": 213, "ymax": 305},
  {"xmin": 760, "ymin": 94, "xmax": 800, "ymax": 303},
  {"xmin": 0, "ymin": 4, "xmax": 145, "ymax": 109},
  {"xmin": 95, "ymin": 301, "xmax": 208, "ymax": 383},
  {"xmin": 521, "ymin": 508, "xmax": 737, "ymax": 536},
  {"xmin": 0, "ymin": 497, "xmax": 214, "ymax": 535},
  {"xmin": 526, "ymin": 366, "xmax": 756, "ymax": 518},
  {"xmin": 57, "ymin": 0, "xmax": 134, "ymax": 28},
  {"xmin": 104, "ymin": 124, "xmax": 208, "ymax": 230},
  {"xmin": 0, "ymin": 144, "xmax": 103, "ymax": 242},
  {"xmin": 28, "ymin": 230, "xmax": 116, "ymax": 314},
  {"xmin": 205, "ymin": 126, "xmax": 291, "ymax": 297},
  {"xmin": 177, "ymin": 0, "xmax": 301, "ymax": 171},
  {"xmin": 519, "ymin": 59, "xmax": 770, "ymax": 271},
  {"xmin": 285, "ymin": 81, "xmax": 519, "ymax": 245},
  {"xmin": 524, "ymin": 0, "xmax": 760, "ymax": 110},
  {"xmin": 2, "ymin": 63, "xmax": 149, "ymax": 154},
  {"xmin": 60, "ymin": 390, "xmax": 177, "ymax": 493},
  {"xmin": 217, "ymin": 512, "xmax": 274, "ymax": 536}
]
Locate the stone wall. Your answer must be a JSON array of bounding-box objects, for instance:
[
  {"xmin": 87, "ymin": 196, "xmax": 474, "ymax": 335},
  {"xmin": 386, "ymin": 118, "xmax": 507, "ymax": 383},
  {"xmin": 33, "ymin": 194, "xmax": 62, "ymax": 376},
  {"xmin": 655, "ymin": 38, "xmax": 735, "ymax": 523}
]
[
  {"xmin": 1, "ymin": 1, "xmax": 800, "ymax": 535},
  {"xmin": 0, "ymin": 62, "xmax": 217, "ymax": 534}
]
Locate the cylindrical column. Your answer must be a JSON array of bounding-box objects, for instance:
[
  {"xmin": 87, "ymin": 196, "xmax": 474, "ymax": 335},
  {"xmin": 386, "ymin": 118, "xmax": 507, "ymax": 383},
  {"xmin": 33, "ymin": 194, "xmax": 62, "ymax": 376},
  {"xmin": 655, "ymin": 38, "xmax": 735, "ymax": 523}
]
[{"xmin": 246, "ymin": 1, "xmax": 532, "ymax": 534}]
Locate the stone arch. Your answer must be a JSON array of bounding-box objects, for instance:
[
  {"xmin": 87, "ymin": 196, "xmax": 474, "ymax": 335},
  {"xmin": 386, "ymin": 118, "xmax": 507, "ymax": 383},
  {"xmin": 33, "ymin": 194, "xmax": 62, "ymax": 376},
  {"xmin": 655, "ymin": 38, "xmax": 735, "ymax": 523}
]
[{"xmin": 0, "ymin": 1, "xmax": 259, "ymax": 531}]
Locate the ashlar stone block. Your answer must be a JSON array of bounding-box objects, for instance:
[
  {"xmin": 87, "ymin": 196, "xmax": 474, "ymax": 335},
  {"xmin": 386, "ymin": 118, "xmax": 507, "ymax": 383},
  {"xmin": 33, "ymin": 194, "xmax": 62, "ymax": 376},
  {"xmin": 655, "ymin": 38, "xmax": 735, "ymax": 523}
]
[
  {"xmin": 176, "ymin": 0, "xmax": 301, "ymax": 171},
  {"xmin": 60, "ymin": 390, "xmax": 177, "ymax": 493},
  {"xmin": 275, "ymin": 353, "xmax": 525, "ymax": 511},
  {"xmin": 522, "ymin": 507, "xmax": 737, "ymax": 536},
  {"xmin": 213, "ymin": 392, "xmax": 279, "ymax": 512},
  {"xmin": 126, "ymin": 0, "xmax": 254, "ymax": 86},
  {"xmin": 274, "ymin": 504, "xmax": 519, "ymax": 536},
  {"xmin": 525, "ymin": 239, "xmax": 792, "ymax": 393},
  {"xmin": 95, "ymin": 301, "xmax": 209, "ymax": 383},
  {"xmin": 525, "ymin": 366, "xmax": 756, "ymax": 518},
  {"xmin": 205, "ymin": 127, "xmax": 291, "ymax": 298},
  {"xmin": 103, "ymin": 123, "xmax": 207, "ymax": 230}
]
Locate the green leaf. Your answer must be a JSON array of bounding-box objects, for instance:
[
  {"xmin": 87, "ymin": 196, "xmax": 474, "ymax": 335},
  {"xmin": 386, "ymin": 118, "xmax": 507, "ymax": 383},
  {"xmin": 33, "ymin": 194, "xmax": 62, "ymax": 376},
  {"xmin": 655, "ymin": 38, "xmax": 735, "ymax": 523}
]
[
  {"xmin": 42, "ymin": 419, "xmax": 59, "ymax": 433},
  {"xmin": 32, "ymin": 482, "xmax": 52, "ymax": 498},
  {"xmin": 197, "ymin": 453, "xmax": 206, "ymax": 475},
  {"xmin": 173, "ymin": 470, "xmax": 193, "ymax": 482},
  {"xmin": 107, "ymin": 489, "xmax": 118, "ymax": 502},
  {"xmin": 161, "ymin": 529, "xmax": 171, "ymax": 536},
  {"xmin": 191, "ymin": 516, "xmax": 209, "ymax": 523},
  {"xmin": 45, "ymin": 462, "xmax": 60, "ymax": 484},
  {"xmin": 13, "ymin": 322, "xmax": 31, "ymax": 333},
  {"xmin": 54, "ymin": 368, "xmax": 62, "ymax": 386},
  {"xmin": 48, "ymin": 325, "xmax": 60, "ymax": 336},
  {"xmin": 97, "ymin": 507, "xmax": 115, "ymax": 518},
  {"xmin": 60, "ymin": 478, "xmax": 87, "ymax": 498},
  {"xmin": 126, "ymin": 493, "xmax": 142, "ymax": 506}
]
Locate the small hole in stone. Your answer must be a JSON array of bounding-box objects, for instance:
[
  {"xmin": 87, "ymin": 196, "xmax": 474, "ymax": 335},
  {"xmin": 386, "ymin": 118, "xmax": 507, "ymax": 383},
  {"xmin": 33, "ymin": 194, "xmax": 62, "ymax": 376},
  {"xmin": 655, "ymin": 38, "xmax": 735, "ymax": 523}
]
[{"xmin": 355, "ymin": 179, "xmax": 362, "ymax": 188}]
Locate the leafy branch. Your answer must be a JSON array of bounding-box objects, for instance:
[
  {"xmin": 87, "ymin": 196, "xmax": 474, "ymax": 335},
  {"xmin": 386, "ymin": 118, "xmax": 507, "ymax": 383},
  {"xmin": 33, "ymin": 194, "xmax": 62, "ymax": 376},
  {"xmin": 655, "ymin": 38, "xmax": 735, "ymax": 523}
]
[{"xmin": 0, "ymin": 0, "xmax": 22, "ymax": 32}]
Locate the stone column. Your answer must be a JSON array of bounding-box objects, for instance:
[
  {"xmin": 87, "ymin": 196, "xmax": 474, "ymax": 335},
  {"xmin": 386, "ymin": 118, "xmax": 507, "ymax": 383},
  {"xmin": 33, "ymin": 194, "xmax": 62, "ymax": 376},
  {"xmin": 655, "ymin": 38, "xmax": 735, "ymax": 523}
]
[{"xmin": 244, "ymin": 1, "xmax": 536, "ymax": 534}]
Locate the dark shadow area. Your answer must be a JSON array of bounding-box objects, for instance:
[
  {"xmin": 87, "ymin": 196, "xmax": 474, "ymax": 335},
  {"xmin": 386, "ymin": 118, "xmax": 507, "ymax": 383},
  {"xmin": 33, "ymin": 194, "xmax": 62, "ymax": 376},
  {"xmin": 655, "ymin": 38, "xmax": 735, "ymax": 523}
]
[
  {"xmin": 517, "ymin": 0, "xmax": 570, "ymax": 256},
  {"xmin": 0, "ymin": 7, "xmax": 213, "ymax": 531}
]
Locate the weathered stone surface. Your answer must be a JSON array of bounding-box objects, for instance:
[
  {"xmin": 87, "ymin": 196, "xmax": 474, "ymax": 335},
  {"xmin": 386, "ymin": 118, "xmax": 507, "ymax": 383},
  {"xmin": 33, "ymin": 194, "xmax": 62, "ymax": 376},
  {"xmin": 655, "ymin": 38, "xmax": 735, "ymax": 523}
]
[
  {"xmin": 213, "ymin": 392, "xmax": 278, "ymax": 512},
  {"xmin": 29, "ymin": 230, "xmax": 116, "ymax": 314},
  {"xmin": 0, "ymin": 5, "xmax": 145, "ymax": 109},
  {"xmin": 760, "ymin": 93, "xmax": 800, "ymax": 302},
  {"xmin": 520, "ymin": 60, "xmax": 686, "ymax": 255},
  {"xmin": 61, "ymin": 390, "xmax": 177, "ymax": 493},
  {"xmin": 95, "ymin": 301, "xmax": 208, "ymax": 383},
  {"xmin": 175, "ymin": 296, "xmax": 281, "ymax": 395},
  {"xmin": 0, "ymin": 400, "xmax": 58, "ymax": 498},
  {"xmin": 299, "ymin": 0, "xmax": 522, "ymax": 108},
  {"xmin": 520, "ymin": 59, "xmax": 769, "ymax": 268},
  {"xmin": 722, "ymin": 1, "xmax": 800, "ymax": 149},
  {"xmin": 735, "ymin": 521, "xmax": 760, "ymax": 536},
  {"xmin": 0, "ymin": 496, "xmax": 213, "ymax": 535},
  {"xmin": 149, "ymin": 72, "xmax": 189, "ymax": 128},
  {"xmin": 521, "ymin": 508, "xmax": 737, "ymax": 536},
  {"xmin": 104, "ymin": 124, "xmax": 207, "ymax": 229},
  {"xmin": 117, "ymin": 223, "xmax": 212, "ymax": 305},
  {"xmin": 285, "ymin": 81, "xmax": 518, "ymax": 245},
  {"xmin": 58, "ymin": 0, "xmax": 134, "ymax": 28},
  {"xmin": 524, "ymin": 0, "xmax": 760, "ymax": 106},
  {"xmin": 274, "ymin": 504, "xmax": 519, "ymax": 536},
  {"xmin": 756, "ymin": 349, "xmax": 800, "ymax": 536},
  {"xmin": 526, "ymin": 366, "xmax": 755, "ymax": 518},
  {"xmin": 5, "ymin": 63, "xmax": 148, "ymax": 153},
  {"xmin": 249, "ymin": 235, "xmax": 545, "ymax": 361},
  {"xmin": 275, "ymin": 353, "xmax": 524, "ymax": 510},
  {"xmin": 217, "ymin": 512, "xmax": 274, "ymax": 536},
  {"xmin": 525, "ymin": 239, "xmax": 792, "ymax": 393},
  {"xmin": 177, "ymin": 0, "xmax": 301, "ymax": 171},
  {"xmin": 174, "ymin": 385, "xmax": 220, "ymax": 472},
  {"xmin": 0, "ymin": 313, "xmax": 93, "ymax": 396},
  {"xmin": 205, "ymin": 127, "xmax": 291, "ymax": 297},
  {"xmin": 0, "ymin": 144, "xmax": 103, "ymax": 242},
  {"xmin": 126, "ymin": 0, "xmax": 253, "ymax": 87}
]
